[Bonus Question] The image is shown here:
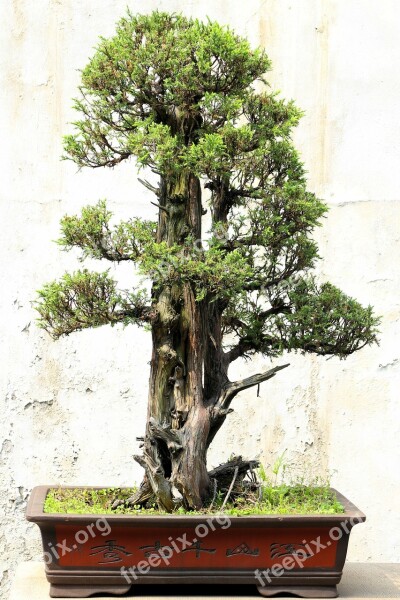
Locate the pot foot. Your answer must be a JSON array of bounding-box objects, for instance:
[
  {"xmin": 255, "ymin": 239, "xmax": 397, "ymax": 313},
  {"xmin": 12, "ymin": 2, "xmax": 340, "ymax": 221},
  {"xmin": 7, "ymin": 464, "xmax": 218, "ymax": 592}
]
[
  {"xmin": 50, "ymin": 583, "xmax": 131, "ymax": 598},
  {"xmin": 257, "ymin": 585, "xmax": 338, "ymax": 598}
]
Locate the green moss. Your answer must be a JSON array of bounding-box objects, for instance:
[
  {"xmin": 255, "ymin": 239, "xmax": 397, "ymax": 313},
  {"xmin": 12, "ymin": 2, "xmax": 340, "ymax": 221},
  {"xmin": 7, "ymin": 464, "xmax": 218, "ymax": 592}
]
[
  {"xmin": 44, "ymin": 484, "xmax": 344, "ymax": 516},
  {"xmin": 44, "ymin": 488, "xmax": 139, "ymax": 515}
]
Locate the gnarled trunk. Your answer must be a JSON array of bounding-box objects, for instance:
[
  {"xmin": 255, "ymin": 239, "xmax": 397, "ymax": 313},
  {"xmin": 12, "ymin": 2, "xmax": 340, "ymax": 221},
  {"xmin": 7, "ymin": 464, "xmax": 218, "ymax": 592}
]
[
  {"xmin": 129, "ymin": 171, "xmax": 214, "ymax": 510},
  {"xmin": 111, "ymin": 171, "xmax": 287, "ymax": 513}
]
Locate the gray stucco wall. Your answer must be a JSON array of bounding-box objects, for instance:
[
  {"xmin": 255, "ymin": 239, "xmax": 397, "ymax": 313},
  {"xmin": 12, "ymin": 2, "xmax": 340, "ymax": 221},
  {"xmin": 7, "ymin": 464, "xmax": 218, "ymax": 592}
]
[{"xmin": 1, "ymin": 0, "xmax": 399, "ymax": 596}]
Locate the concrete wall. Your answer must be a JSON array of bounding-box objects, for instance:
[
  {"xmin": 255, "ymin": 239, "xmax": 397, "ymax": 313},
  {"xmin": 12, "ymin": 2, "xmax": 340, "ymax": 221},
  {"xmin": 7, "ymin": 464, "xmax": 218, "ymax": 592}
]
[{"xmin": 1, "ymin": 0, "xmax": 399, "ymax": 595}]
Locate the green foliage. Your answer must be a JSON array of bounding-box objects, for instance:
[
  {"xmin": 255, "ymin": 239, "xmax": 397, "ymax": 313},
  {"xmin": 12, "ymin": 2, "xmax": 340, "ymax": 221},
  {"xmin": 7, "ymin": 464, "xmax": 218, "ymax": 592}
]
[
  {"xmin": 35, "ymin": 270, "xmax": 151, "ymax": 338},
  {"xmin": 216, "ymin": 182, "xmax": 328, "ymax": 287},
  {"xmin": 272, "ymin": 278, "xmax": 380, "ymax": 357},
  {"xmin": 223, "ymin": 275, "xmax": 379, "ymax": 359},
  {"xmin": 37, "ymin": 9, "xmax": 380, "ymax": 359},
  {"xmin": 127, "ymin": 121, "xmax": 184, "ymax": 174},
  {"xmin": 58, "ymin": 199, "xmax": 156, "ymax": 261},
  {"xmin": 186, "ymin": 102, "xmax": 305, "ymax": 187},
  {"xmin": 139, "ymin": 239, "xmax": 252, "ymax": 301},
  {"xmin": 63, "ymin": 11, "xmax": 270, "ymax": 170}
]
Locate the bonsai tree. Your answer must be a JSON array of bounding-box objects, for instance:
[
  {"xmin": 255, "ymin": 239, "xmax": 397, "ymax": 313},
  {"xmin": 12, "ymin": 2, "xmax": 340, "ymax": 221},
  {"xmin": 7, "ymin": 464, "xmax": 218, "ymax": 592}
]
[{"xmin": 36, "ymin": 11, "xmax": 379, "ymax": 512}]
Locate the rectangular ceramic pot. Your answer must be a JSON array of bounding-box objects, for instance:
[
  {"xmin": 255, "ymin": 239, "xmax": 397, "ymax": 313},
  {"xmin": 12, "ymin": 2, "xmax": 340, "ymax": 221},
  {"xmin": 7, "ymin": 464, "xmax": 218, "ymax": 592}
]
[{"xmin": 26, "ymin": 486, "xmax": 365, "ymax": 598}]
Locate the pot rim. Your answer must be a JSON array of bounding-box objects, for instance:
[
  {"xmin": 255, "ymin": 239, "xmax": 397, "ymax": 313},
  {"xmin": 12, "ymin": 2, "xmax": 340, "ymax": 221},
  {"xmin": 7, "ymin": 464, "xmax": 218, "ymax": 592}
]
[{"xmin": 26, "ymin": 486, "xmax": 366, "ymax": 526}]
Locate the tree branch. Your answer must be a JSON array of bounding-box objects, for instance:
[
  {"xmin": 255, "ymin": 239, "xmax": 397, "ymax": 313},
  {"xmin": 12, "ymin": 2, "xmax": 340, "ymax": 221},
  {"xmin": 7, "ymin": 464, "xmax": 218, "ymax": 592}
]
[
  {"xmin": 224, "ymin": 334, "xmax": 279, "ymax": 363},
  {"xmin": 216, "ymin": 363, "xmax": 290, "ymax": 411},
  {"xmin": 35, "ymin": 270, "xmax": 154, "ymax": 338},
  {"xmin": 150, "ymin": 201, "xmax": 170, "ymax": 215},
  {"xmin": 223, "ymin": 304, "xmax": 291, "ymax": 363},
  {"xmin": 138, "ymin": 178, "xmax": 160, "ymax": 196},
  {"xmin": 58, "ymin": 200, "xmax": 157, "ymax": 263},
  {"xmin": 224, "ymin": 339, "xmax": 255, "ymax": 364}
]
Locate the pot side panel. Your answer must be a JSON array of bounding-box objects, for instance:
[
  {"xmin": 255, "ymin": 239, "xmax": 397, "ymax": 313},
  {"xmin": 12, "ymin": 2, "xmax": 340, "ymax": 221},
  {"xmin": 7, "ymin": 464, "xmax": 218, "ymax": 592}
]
[{"xmin": 54, "ymin": 525, "xmax": 338, "ymax": 570}]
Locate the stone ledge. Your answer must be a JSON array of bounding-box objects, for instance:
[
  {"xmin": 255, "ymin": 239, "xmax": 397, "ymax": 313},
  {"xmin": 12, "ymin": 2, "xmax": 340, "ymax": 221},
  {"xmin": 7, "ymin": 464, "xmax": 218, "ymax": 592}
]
[{"xmin": 9, "ymin": 562, "xmax": 400, "ymax": 599}]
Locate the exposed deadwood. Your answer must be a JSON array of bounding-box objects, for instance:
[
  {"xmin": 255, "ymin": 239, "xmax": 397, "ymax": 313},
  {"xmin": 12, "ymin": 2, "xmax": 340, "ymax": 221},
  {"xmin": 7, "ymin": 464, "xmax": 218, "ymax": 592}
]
[
  {"xmin": 133, "ymin": 452, "xmax": 174, "ymax": 512},
  {"xmin": 208, "ymin": 456, "xmax": 259, "ymax": 494},
  {"xmin": 148, "ymin": 417, "xmax": 183, "ymax": 454},
  {"xmin": 127, "ymin": 173, "xmax": 212, "ymax": 512},
  {"xmin": 169, "ymin": 365, "xmax": 187, "ymax": 429},
  {"xmin": 216, "ymin": 363, "xmax": 290, "ymax": 411},
  {"xmin": 111, "ymin": 477, "xmax": 153, "ymax": 510},
  {"xmin": 221, "ymin": 465, "xmax": 239, "ymax": 510},
  {"xmin": 138, "ymin": 177, "xmax": 160, "ymax": 195},
  {"xmin": 150, "ymin": 201, "xmax": 170, "ymax": 214},
  {"xmin": 209, "ymin": 477, "xmax": 218, "ymax": 510},
  {"xmin": 213, "ymin": 407, "xmax": 234, "ymax": 418}
]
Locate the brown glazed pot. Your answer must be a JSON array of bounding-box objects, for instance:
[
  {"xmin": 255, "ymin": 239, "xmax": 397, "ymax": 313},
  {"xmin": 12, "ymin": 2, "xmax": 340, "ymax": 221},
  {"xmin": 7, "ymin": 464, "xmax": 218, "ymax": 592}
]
[{"xmin": 26, "ymin": 486, "xmax": 365, "ymax": 598}]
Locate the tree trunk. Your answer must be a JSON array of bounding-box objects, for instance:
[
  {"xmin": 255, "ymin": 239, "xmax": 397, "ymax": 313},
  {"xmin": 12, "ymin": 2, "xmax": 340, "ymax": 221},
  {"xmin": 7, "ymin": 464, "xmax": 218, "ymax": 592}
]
[
  {"xmin": 128, "ymin": 170, "xmax": 213, "ymax": 511},
  {"xmin": 110, "ymin": 173, "xmax": 289, "ymax": 513}
]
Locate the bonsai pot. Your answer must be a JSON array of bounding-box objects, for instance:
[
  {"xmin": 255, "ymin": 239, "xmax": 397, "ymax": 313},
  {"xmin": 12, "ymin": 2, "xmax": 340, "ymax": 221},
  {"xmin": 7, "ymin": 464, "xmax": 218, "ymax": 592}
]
[{"xmin": 26, "ymin": 486, "xmax": 365, "ymax": 598}]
